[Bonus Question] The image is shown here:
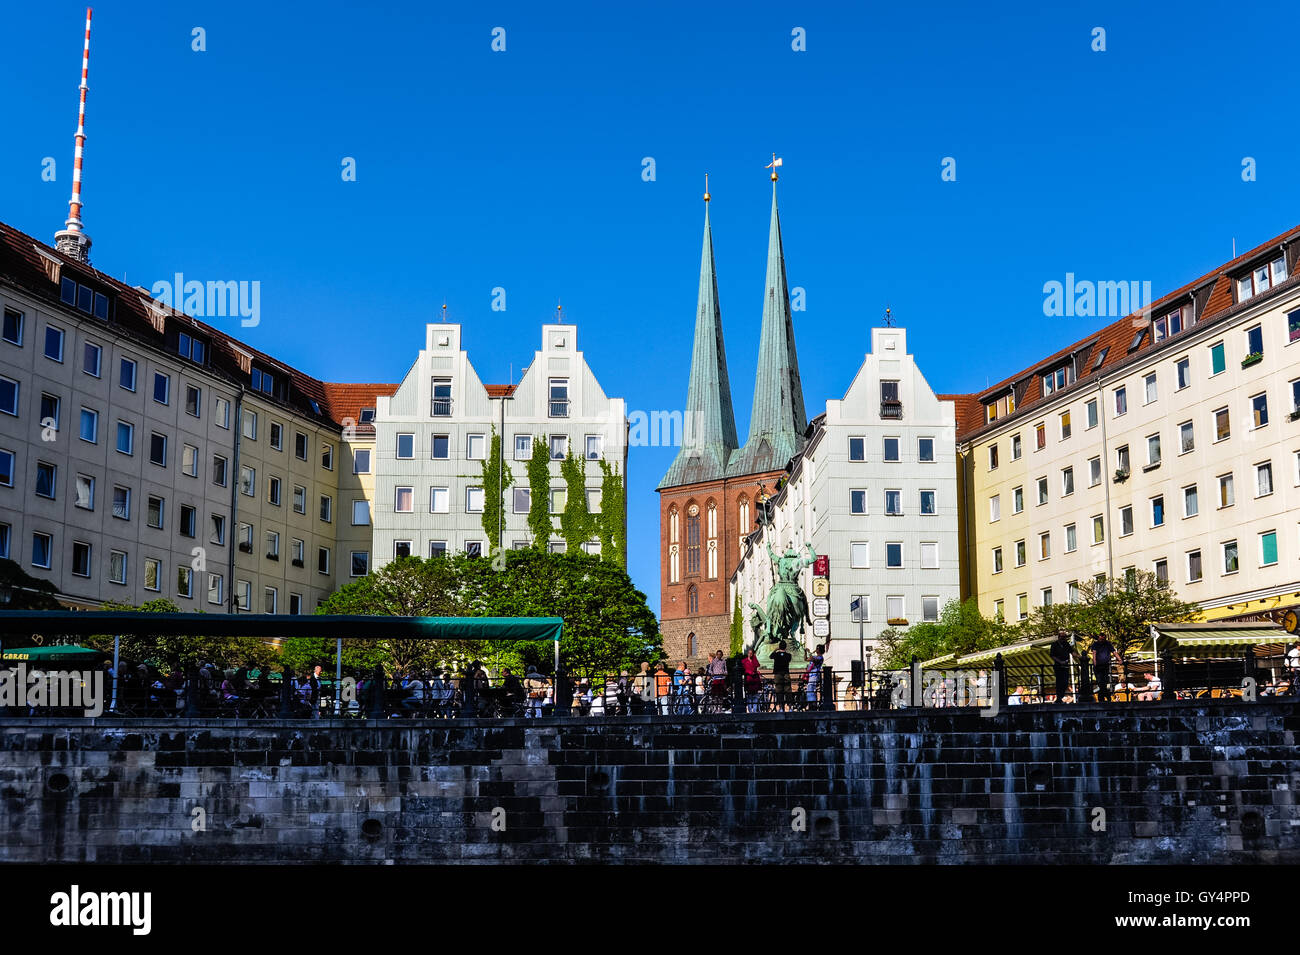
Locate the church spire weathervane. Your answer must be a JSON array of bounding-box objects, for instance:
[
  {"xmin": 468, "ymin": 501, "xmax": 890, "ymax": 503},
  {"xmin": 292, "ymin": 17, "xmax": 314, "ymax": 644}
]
[{"xmin": 765, "ymin": 153, "xmax": 783, "ymax": 182}]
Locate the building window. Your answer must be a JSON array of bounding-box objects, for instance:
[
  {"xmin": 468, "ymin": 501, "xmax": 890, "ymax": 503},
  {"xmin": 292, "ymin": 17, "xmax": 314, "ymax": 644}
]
[
  {"xmin": 112, "ymin": 485, "xmax": 130, "ymax": 521},
  {"xmin": 0, "ymin": 376, "xmax": 17, "ymax": 416},
  {"xmin": 549, "ymin": 378, "xmax": 570, "ymax": 417},
  {"xmin": 431, "ymin": 377, "xmax": 452, "ymax": 416},
  {"xmin": 267, "ymin": 476, "xmax": 281, "ymax": 506},
  {"xmin": 1144, "ymin": 373, "xmax": 1157, "ymax": 405},
  {"xmin": 179, "ymin": 504, "xmax": 196, "ymax": 538},
  {"xmin": 513, "ymin": 435, "xmax": 531, "ymax": 460},
  {"xmin": 850, "ymin": 597, "xmax": 869, "ymax": 623},
  {"xmin": 214, "ymin": 395, "xmax": 229, "ymax": 427},
  {"xmin": 0, "ymin": 449, "xmax": 11, "ymax": 487},
  {"xmin": 207, "ymin": 574, "xmax": 223, "ymax": 605},
  {"xmin": 1236, "ymin": 255, "xmax": 1286, "ymax": 301},
  {"xmin": 181, "ymin": 443, "xmax": 198, "ymax": 477},
  {"xmin": 293, "ymin": 484, "xmax": 306, "ymax": 514},
  {"xmin": 1119, "ymin": 505, "xmax": 1133, "ymax": 537},
  {"xmin": 1218, "ymin": 473, "xmax": 1234, "ymax": 509},
  {"xmin": 1092, "ymin": 515, "xmax": 1105, "ymax": 544},
  {"xmin": 267, "ymin": 421, "xmax": 282, "ymax": 450},
  {"xmin": 210, "ymin": 514, "xmax": 226, "ymax": 546},
  {"xmin": 1038, "ymin": 533, "xmax": 1050, "ymax": 560},
  {"xmin": 884, "ymin": 489, "xmax": 902, "ymax": 515},
  {"xmin": 396, "ymin": 433, "xmax": 414, "ymax": 459},
  {"xmin": 1014, "ymin": 539, "xmax": 1026, "ymax": 567},
  {"xmin": 1175, "ymin": 357, "xmax": 1190, "ymax": 390},
  {"xmin": 1036, "ymin": 477, "xmax": 1048, "ymax": 506},
  {"xmin": 883, "ymin": 437, "xmax": 900, "ymax": 462},
  {"xmin": 430, "ymin": 487, "xmax": 449, "ymax": 513},
  {"xmin": 918, "ymin": 437, "xmax": 934, "ymax": 462},
  {"xmin": 1035, "ymin": 423, "xmax": 1046, "ymax": 451},
  {"xmin": 1085, "ymin": 399, "xmax": 1098, "ymax": 429},
  {"xmin": 320, "ymin": 495, "xmax": 332, "ymax": 522},
  {"xmin": 465, "ymin": 486, "xmax": 484, "ymax": 513},
  {"xmin": 549, "ymin": 487, "xmax": 566, "ymax": 515},
  {"xmin": 1012, "ymin": 486, "xmax": 1023, "ymax": 514},
  {"xmin": 850, "ymin": 542, "xmax": 869, "ymax": 568},
  {"xmin": 1251, "ymin": 393, "xmax": 1268, "ymax": 428},
  {"xmin": 35, "ymin": 461, "xmax": 57, "ymax": 500},
  {"xmin": 512, "ymin": 487, "xmax": 531, "ymax": 514},
  {"xmin": 467, "ymin": 434, "xmax": 486, "ymax": 460},
  {"xmin": 144, "ymin": 558, "xmax": 162, "ymax": 593},
  {"xmin": 240, "ymin": 466, "xmax": 256, "ymax": 497},
  {"xmin": 352, "ymin": 500, "xmax": 371, "ymax": 525},
  {"xmin": 1183, "ymin": 484, "xmax": 1198, "ymax": 518},
  {"xmin": 1178, "ymin": 421, "xmax": 1194, "ymax": 455},
  {"xmin": 1222, "ymin": 540, "xmax": 1239, "ymax": 574},
  {"xmin": 1059, "ymin": 411, "xmax": 1071, "ymax": 440},
  {"xmin": 1011, "ymin": 434, "xmax": 1022, "ymax": 460},
  {"xmin": 242, "ymin": 410, "xmax": 257, "ymax": 440},
  {"xmin": 685, "ymin": 509, "xmax": 700, "ymax": 575},
  {"xmin": 317, "ymin": 548, "xmax": 330, "ymax": 575},
  {"xmin": 351, "ymin": 552, "xmax": 369, "ymax": 577},
  {"xmin": 321, "ymin": 443, "xmax": 333, "ymax": 470},
  {"xmin": 1213, "ymin": 407, "xmax": 1230, "ymax": 442},
  {"xmin": 686, "ymin": 585, "xmax": 699, "ymax": 615},
  {"xmin": 353, "ymin": 448, "xmax": 371, "ymax": 474},
  {"xmin": 848, "ymin": 437, "xmax": 865, "ymax": 462},
  {"xmin": 2, "ymin": 308, "xmax": 22, "ymax": 345},
  {"xmin": 1061, "ymin": 466, "xmax": 1074, "ymax": 496},
  {"xmin": 463, "ymin": 542, "xmax": 481, "ymax": 558},
  {"xmin": 1064, "ymin": 523, "xmax": 1077, "ymax": 553},
  {"xmin": 83, "ymin": 341, "xmax": 102, "ymax": 378},
  {"xmin": 920, "ymin": 490, "xmax": 936, "ymax": 515},
  {"xmin": 1260, "ymin": 531, "xmax": 1278, "ymax": 567},
  {"xmin": 291, "ymin": 538, "xmax": 303, "ymax": 564},
  {"xmin": 921, "ymin": 596, "xmax": 939, "ymax": 622},
  {"xmin": 550, "ymin": 435, "xmax": 569, "ymax": 460},
  {"xmin": 1256, "ymin": 461, "xmax": 1273, "ymax": 497},
  {"xmin": 1146, "ymin": 433, "xmax": 1161, "ymax": 466},
  {"xmin": 40, "ymin": 393, "xmax": 60, "ymax": 432},
  {"xmin": 587, "ymin": 488, "xmax": 601, "ymax": 514},
  {"xmin": 429, "ymin": 541, "xmax": 448, "ymax": 558},
  {"xmin": 586, "ymin": 434, "xmax": 603, "ymax": 460},
  {"xmin": 920, "ymin": 541, "xmax": 938, "ymax": 569},
  {"xmin": 992, "ymin": 547, "xmax": 1003, "ymax": 574},
  {"xmin": 988, "ymin": 444, "xmax": 999, "ymax": 470},
  {"xmin": 1209, "ymin": 342, "xmax": 1226, "ymax": 376},
  {"xmin": 1116, "ymin": 445, "xmax": 1130, "ymax": 475},
  {"xmin": 79, "ymin": 407, "xmax": 98, "ymax": 444},
  {"xmin": 1114, "ymin": 387, "xmax": 1127, "ymax": 416},
  {"xmin": 44, "ymin": 325, "xmax": 64, "ymax": 362},
  {"xmin": 70, "ymin": 540, "xmax": 92, "ymax": 577},
  {"xmin": 1151, "ymin": 495, "xmax": 1165, "ymax": 527},
  {"xmin": 886, "ymin": 542, "xmax": 903, "ymax": 569},
  {"xmin": 31, "ymin": 532, "xmax": 53, "ymax": 569},
  {"xmin": 1017, "ymin": 594, "xmax": 1029, "ymax": 621}
]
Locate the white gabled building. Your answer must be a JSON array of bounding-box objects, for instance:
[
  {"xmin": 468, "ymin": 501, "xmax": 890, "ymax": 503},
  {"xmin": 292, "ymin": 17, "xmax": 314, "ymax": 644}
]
[
  {"xmin": 732, "ymin": 326, "xmax": 960, "ymax": 678},
  {"xmin": 368, "ymin": 322, "xmax": 627, "ymax": 568}
]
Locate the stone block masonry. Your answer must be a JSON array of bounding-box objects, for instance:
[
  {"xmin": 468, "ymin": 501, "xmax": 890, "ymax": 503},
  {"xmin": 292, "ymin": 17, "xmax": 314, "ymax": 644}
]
[{"xmin": 1, "ymin": 701, "xmax": 1296, "ymax": 863}]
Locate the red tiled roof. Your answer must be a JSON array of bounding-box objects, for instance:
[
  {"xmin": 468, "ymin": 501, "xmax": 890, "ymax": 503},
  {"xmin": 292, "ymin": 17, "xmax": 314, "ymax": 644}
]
[
  {"xmin": 319, "ymin": 382, "xmax": 399, "ymax": 436},
  {"xmin": 0, "ymin": 220, "xmax": 346, "ymax": 430},
  {"xmin": 950, "ymin": 223, "xmax": 1300, "ymax": 443}
]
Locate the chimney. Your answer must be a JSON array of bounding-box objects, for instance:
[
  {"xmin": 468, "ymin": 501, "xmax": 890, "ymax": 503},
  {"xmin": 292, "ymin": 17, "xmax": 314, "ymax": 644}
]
[{"xmin": 54, "ymin": 8, "xmax": 94, "ymax": 263}]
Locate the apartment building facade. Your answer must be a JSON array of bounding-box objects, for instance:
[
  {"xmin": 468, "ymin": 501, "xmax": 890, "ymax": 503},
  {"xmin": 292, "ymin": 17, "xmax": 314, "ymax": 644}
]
[
  {"xmin": 732, "ymin": 326, "xmax": 960, "ymax": 674},
  {"xmin": 958, "ymin": 227, "xmax": 1300, "ymax": 628},
  {"xmin": 368, "ymin": 321, "xmax": 627, "ymax": 568},
  {"xmin": 0, "ymin": 222, "xmax": 343, "ymax": 613}
]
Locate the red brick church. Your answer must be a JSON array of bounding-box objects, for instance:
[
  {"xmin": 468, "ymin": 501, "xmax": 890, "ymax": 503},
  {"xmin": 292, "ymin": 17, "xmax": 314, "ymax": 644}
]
[{"xmin": 657, "ymin": 175, "xmax": 807, "ymax": 663}]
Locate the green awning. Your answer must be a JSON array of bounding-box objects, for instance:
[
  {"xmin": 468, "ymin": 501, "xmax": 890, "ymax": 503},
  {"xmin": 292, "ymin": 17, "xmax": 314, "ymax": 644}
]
[{"xmin": 2, "ymin": 645, "xmax": 109, "ymax": 663}]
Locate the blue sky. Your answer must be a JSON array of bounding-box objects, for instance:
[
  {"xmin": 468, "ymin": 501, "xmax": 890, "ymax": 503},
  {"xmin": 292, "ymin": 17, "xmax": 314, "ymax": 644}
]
[{"xmin": 3, "ymin": 0, "xmax": 1298, "ymax": 607}]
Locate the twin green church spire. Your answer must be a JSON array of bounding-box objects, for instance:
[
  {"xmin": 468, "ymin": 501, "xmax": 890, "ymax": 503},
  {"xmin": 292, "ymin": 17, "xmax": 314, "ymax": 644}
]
[{"xmin": 659, "ymin": 175, "xmax": 807, "ymax": 490}]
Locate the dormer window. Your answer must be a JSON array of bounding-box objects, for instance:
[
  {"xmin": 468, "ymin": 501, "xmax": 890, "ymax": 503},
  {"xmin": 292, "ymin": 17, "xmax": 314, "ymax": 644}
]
[
  {"xmin": 359, "ymin": 407, "xmax": 375, "ymax": 423},
  {"xmin": 1041, "ymin": 365, "xmax": 1072, "ymax": 396},
  {"xmin": 177, "ymin": 330, "xmax": 207, "ymax": 365},
  {"xmin": 59, "ymin": 276, "xmax": 109, "ymax": 320},
  {"xmin": 251, "ymin": 367, "xmax": 275, "ymax": 396},
  {"xmin": 1236, "ymin": 255, "xmax": 1286, "ymax": 303},
  {"xmin": 1153, "ymin": 307, "xmax": 1185, "ymax": 342},
  {"xmin": 1091, "ymin": 346, "xmax": 1109, "ymax": 371},
  {"xmin": 984, "ymin": 390, "xmax": 1015, "ymax": 423}
]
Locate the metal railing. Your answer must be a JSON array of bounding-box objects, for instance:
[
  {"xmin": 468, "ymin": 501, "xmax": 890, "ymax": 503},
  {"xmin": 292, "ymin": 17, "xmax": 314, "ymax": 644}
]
[{"xmin": 2, "ymin": 652, "xmax": 1290, "ymax": 721}]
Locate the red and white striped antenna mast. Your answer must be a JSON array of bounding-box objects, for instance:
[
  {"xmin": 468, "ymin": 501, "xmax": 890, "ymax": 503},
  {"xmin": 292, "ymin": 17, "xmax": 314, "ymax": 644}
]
[{"xmin": 54, "ymin": 7, "xmax": 94, "ymax": 263}]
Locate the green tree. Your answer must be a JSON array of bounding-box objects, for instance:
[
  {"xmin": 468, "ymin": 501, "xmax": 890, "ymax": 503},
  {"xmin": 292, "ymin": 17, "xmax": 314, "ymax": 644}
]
[
  {"xmin": 559, "ymin": 450, "xmax": 591, "ymax": 551},
  {"xmin": 479, "ymin": 427, "xmax": 514, "ymax": 555},
  {"xmin": 527, "ymin": 437, "xmax": 553, "ymax": 549},
  {"xmin": 1076, "ymin": 570, "xmax": 1200, "ymax": 666},
  {"xmin": 876, "ymin": 598, "xmax": 1018, "ymax": 668},
  {"xmin": 595, "ymin": 458, "xmax": 626, "ymax": 568}
]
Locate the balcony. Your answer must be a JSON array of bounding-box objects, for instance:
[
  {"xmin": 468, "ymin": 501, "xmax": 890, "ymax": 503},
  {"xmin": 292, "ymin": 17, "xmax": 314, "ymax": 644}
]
[
  {"xmin": 549, "ymin": 398, "xmax": 570, "ymax": 418},
  {"xmin": 430, "ymin": 397, "xmax": 454, "ymax": 417},
  {"xmin": 880, "ymin": 400, "xmax": 903, "ymax": 420}
]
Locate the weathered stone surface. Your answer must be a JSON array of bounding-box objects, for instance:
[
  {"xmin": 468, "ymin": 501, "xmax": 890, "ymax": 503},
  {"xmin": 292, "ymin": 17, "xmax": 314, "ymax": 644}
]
[{"xmin": 0, "ymin": 700, "xmax": 1296, "ymax": 863}]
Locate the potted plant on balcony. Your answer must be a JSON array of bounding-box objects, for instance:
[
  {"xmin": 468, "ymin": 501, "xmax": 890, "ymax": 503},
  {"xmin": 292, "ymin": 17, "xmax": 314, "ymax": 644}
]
[
  {"xmin": 1113, "ymin": 467, "xmax": 1130, "ymax": 483},
  {"xmin": 1241, "ymin": 352, "xmax": 1263, "ymax": 369}
]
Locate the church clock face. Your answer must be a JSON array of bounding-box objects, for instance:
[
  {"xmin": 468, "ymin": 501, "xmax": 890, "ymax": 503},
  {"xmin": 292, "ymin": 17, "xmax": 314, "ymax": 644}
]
[{"xmin": 687, "ymin": 504, "xmax": 699, "ymax": 517}]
